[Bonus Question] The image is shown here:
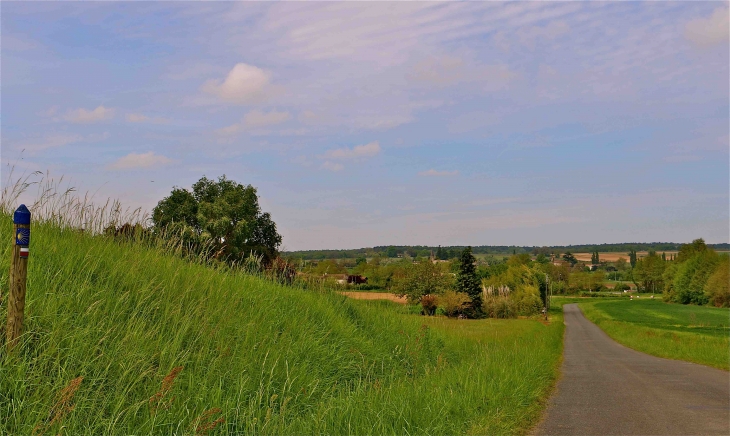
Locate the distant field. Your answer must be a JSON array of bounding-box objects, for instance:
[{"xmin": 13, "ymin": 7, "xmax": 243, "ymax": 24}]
[
  {"xmin": 573, "ymin": 251, "xmax": 678, "ymax": 262},
  {"xmin": 577, "ymin": 299, "xmax": 729, "ymax": 370},
  {"xmin": 340, "ymin": 291, "xmax": 407, "ymax": 304}
]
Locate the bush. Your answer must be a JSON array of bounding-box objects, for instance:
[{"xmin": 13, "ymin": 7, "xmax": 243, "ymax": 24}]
[
  {"xmin": 420, "ymin": 294, "xmax": 438, "ymax": 316},
  {"xmin": 613, "ymin": 283, "xmax": 630, "ymax": 292},
  {"xmin": 483, "ymin": 297, "xmax": 516, "ymax": 319},
  {"xmin": 437, "ymin": 291, "xmax": 471, "ymax": 317}
]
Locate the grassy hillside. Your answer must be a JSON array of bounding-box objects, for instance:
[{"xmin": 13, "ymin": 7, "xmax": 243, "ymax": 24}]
[
  {"xmin": 577, "ymin": 299, "xmax": 729, "ymax": 370},
  {"xmin": 0, "ymin": 214, "xmax": 563, "ymax": 435}
]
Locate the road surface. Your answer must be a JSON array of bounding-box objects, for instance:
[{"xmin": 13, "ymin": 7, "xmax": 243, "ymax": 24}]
[{"xmin": 535, "ymin": 304, "xmax": 729, "ymax": 435}]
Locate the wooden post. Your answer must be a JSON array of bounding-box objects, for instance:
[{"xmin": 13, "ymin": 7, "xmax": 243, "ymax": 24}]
[{"xmin": 7, "ymin": 204, "xmax": 31, "ymax": 351}]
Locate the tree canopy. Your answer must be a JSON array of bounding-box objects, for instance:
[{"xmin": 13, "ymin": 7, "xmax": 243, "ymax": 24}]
[{"xmin": 152, "ymin": 175, "xmax": 282, "ymax": 265}]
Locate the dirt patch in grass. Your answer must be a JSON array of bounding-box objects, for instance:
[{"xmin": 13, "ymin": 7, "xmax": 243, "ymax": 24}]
[{"xmin": 340, "ymin": 292, "xmax": 408, "ymax": 304}]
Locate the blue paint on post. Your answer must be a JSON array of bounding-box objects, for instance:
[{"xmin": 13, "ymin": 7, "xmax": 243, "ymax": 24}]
[
  {"xmin": 13, "ymin": 204, "xmax": 31, "ymax": 225},
  {"xmin": 16, "ymin": 228, "xmax": 30, "ymax": 246}
]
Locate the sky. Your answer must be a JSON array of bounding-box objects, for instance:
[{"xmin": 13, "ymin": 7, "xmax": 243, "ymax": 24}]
[{"xmin": 2, "ymin": 1, "xmax": 728, "ymax": 251}]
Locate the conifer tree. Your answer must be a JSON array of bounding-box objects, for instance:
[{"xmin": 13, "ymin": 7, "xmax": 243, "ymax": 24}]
[{"xmin": 456, "ymin": 247, "xmax": 482, "ymax": 316}]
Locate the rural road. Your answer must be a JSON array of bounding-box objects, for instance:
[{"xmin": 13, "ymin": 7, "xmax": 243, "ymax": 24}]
[{"xmin": 535, "ymin": 304, "xmax": 729, "ymax": 435}]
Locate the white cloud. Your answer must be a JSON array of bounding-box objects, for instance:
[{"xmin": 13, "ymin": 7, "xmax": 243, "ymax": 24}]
[
  {"xmin": 685, "ymin": 7, "xmax": 729, "ymax": 47},
  {"xmin": 126, "ymin": 113, "xmax": 170, "ymax": 124},
  {"xmin": 419, "ymin": 169, "xmax": 459, "ymax": 177},
  {"xmin": 321, "ymin": 161, "xmax": 344, "ymax": 172},
  {"xmin": 243, "ymin": 109, "xmax": 290, "ymax": 128},
  {"xmin": 108, "ymin": 152, "xmax": 174, "ymax": 170},
  {"xmin": 65, "ymin": 106, "xmax": 115, "ymax": 123},
  {"xmin": 322, "ymin": 141, "xmax": 381, "ymax": 160},
  {"xmin": 201, "ymin": 63, "xmax": 278, "ymax": 104}
]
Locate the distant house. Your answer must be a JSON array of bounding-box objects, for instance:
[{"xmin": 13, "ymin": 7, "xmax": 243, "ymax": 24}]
[
  {"xmin": 588, "ymin": 264, "xmax": 599, "ymax": 271},
  {"xmin": 325, "ymin": 273, "xmax": 368, "ymax": 285}
]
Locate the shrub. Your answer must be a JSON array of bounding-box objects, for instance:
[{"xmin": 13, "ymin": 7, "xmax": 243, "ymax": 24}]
[
  {"xmin": 420, "ymin": 294, "xmax": 438, "ymax": 316},
  {"xmin": 437, "ymin": 291, "xmax": 471, "ymax": 317},
  {"xmin": 483, "ymin": 297, "xmax": 516, "ymax": 319}
]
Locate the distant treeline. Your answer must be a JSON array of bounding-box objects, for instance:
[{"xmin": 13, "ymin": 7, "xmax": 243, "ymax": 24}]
[{"xmin": 284, "ymin": 242, "xmax": 730, "ymax": 260}]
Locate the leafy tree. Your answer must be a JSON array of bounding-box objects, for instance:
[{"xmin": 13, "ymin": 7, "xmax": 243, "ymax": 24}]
[
  {"xmin": 386, "ymin": 246, "xmax": 398, "ymax": 258},
  {"xmin": 672, "ymin": 250, "xmax": 719, "ymax": 305},
  {"xmin": 705, "ymin": 255, "xmax": 730, "ymax": 307},
  {"xmin": 633, "ymin": 251, "xmax": 665, "ymax": 293},
  {"xmin": 536, "ymin": 253, "xmax": 549, "ymax": 264},
  {"xmin": 676, "ymin": 238, "xmax": 708, "ymax": 262},
  {"xmin": 456, "ymin": 247, "xmax": 482, "ymax": 315},
  {"xmin": 393, "ymin": 260, "xmax": 452, "ymax": 304},
  {"xmin": 562, "ymin": 252, "xmax": 577, "ymax": 266},
  {"xmin": 153, "ymin": 175, "xmax": 282, "ymax": 265},
  {"xmin": 628, "ymin": 249, "xmax": 637, "ymax": 268}
]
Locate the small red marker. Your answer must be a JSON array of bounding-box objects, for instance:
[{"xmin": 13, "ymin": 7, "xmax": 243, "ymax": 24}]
[{"xmin": 19, "ymin": 247, "xmax": 29, "ymax": 258}]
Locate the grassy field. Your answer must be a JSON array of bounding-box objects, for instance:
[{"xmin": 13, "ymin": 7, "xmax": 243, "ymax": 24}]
[
  {"xmin": 576, "ymin": 299, "xmax": 729, "ymax": 370},
  {"xmin": 0, "ymin": 213, "xmax": 564, "ymax": 435}
]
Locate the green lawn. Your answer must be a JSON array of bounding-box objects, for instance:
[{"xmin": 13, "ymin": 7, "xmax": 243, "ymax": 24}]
[
  {"xmin": 576, "ymin": 299, "xmax": 729, "ymax": 370},
  {"xmin": 1, "ymin": 214, "xmax": 563, "ymax": 435}
]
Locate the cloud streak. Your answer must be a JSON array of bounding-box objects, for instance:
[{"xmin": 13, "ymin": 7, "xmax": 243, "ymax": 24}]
[
  {"xmin": 322, "ymin": 141, "xmax": 381, "ymax": 160},
  {"xmin": 65, "ymin": 106, "xmax": 115, "ymax": 123},
  {"xmin": 108, "ymin": 152, "xmax": 174, "ymax": 170}
]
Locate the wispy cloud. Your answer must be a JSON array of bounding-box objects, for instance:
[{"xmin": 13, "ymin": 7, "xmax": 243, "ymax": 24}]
[
  {"xmin": 215, "ymin": 109, "xmax": 290, "ymax": 136},
  {"xmin": 322, "ymin": 141, "xmax": 381, "ymax": 160},
  {"xmin": 65, "ymin": 106, "xmax": 115, "ymax": 123},
  {"xmin": 419, "ymin": 169, "xmax": 458, "ymax": 177},
  {"xmin": 321, "ymin": 161, "xmax": 344, "ymax": 172},
  {"xmin": 126, "ymin": 113, "xmax": 170, "ymax": 124},
  {"xmin": 12, "ymin": 132, "xmax": 109, "ymax": 155},
  {"xmin": 108, "ymin": 152, "xmax": 174, "ymax": 170},
  {"xmin": 685, "ymin": 7, "xmax": 729, "ymax": 48}
]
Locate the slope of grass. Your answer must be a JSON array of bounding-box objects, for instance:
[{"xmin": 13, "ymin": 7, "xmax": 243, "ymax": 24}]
[
  {"xmin": 1, "ymin": 215, "xmax": 563, "ymax": 435},
  {"xmin": 577, "ymin": 299, "xmax": 729, "ymax": 370}
]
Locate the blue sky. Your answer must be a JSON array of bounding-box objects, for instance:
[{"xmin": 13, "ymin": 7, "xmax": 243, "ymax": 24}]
[{"xmin": 2, "ymin": 1, "xmax": 728, "ymax": 250}]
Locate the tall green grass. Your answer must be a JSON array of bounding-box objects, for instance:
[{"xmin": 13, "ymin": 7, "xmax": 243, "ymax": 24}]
[
  {"xmin": 0, "ymin": 174, "xmax": 564, "ymax": 434},
  {"xmin": 577, "ymin": 299, "xmax": 729, "ymax": 370}
]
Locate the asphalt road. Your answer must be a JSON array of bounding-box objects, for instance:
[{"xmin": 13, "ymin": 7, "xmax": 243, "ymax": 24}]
[{"xmin": 535, "ymin": 304, "xmax": 729, "ymax": 436}]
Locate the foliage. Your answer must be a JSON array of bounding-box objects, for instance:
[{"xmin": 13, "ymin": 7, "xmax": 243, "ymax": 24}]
[
  {"xmin": 392, "ymin": 260, "xmax": 453, "ymax": 304},
  {"xmin": 483, "ymin": 297, "xmax": 517, "ymax": 319},
  {"xmin": 152, "ymin": 175, "xmax": 282, "ymax": 265},
  {"xmin": 456, "ymin": 247, "xmax": 482, "ymax": 315},
  {"xmin": 437, "ymin": 291, "xmax": 472, "ymax": 317},
  {"xmin": 590, "ymin": 251, "xmax": 599, "ymax": 264},
  {"xmin": 627, "ymin": 249, "xmax": 637, "ymax": 268},
  {"xmin": 632, "ymin": 251, "xmax": 665, "ymax": 292},
  {"xmin": 568, "ymin": 271, "xmax": 605, "ymax": 293},
  {"xmin": 663, "ymin": 242, "xmax": 721, "ymax": 305},
  {"xmin": 481, "ymin": 258, "xmax": 543, "ymax": 317},
  {"xmin": 419, "ymin": 294, "xmax": 438, "ymax": 316},
  {"xmin": 562, "ymin": 252, "xmax": 577, "ymax": 266},
  {"xmin": 705, "ymin": 255, "xmax": 730, "ymax": 308}
]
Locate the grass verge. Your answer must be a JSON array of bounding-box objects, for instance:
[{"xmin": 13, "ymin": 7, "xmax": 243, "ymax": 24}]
[
  {"xmin": 1, "ymin": 215, "xmax": 563, "ymax": 434},
  {"xmin": 576, "ymin": 299, "xmax": 729, "ymax": 371}
]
